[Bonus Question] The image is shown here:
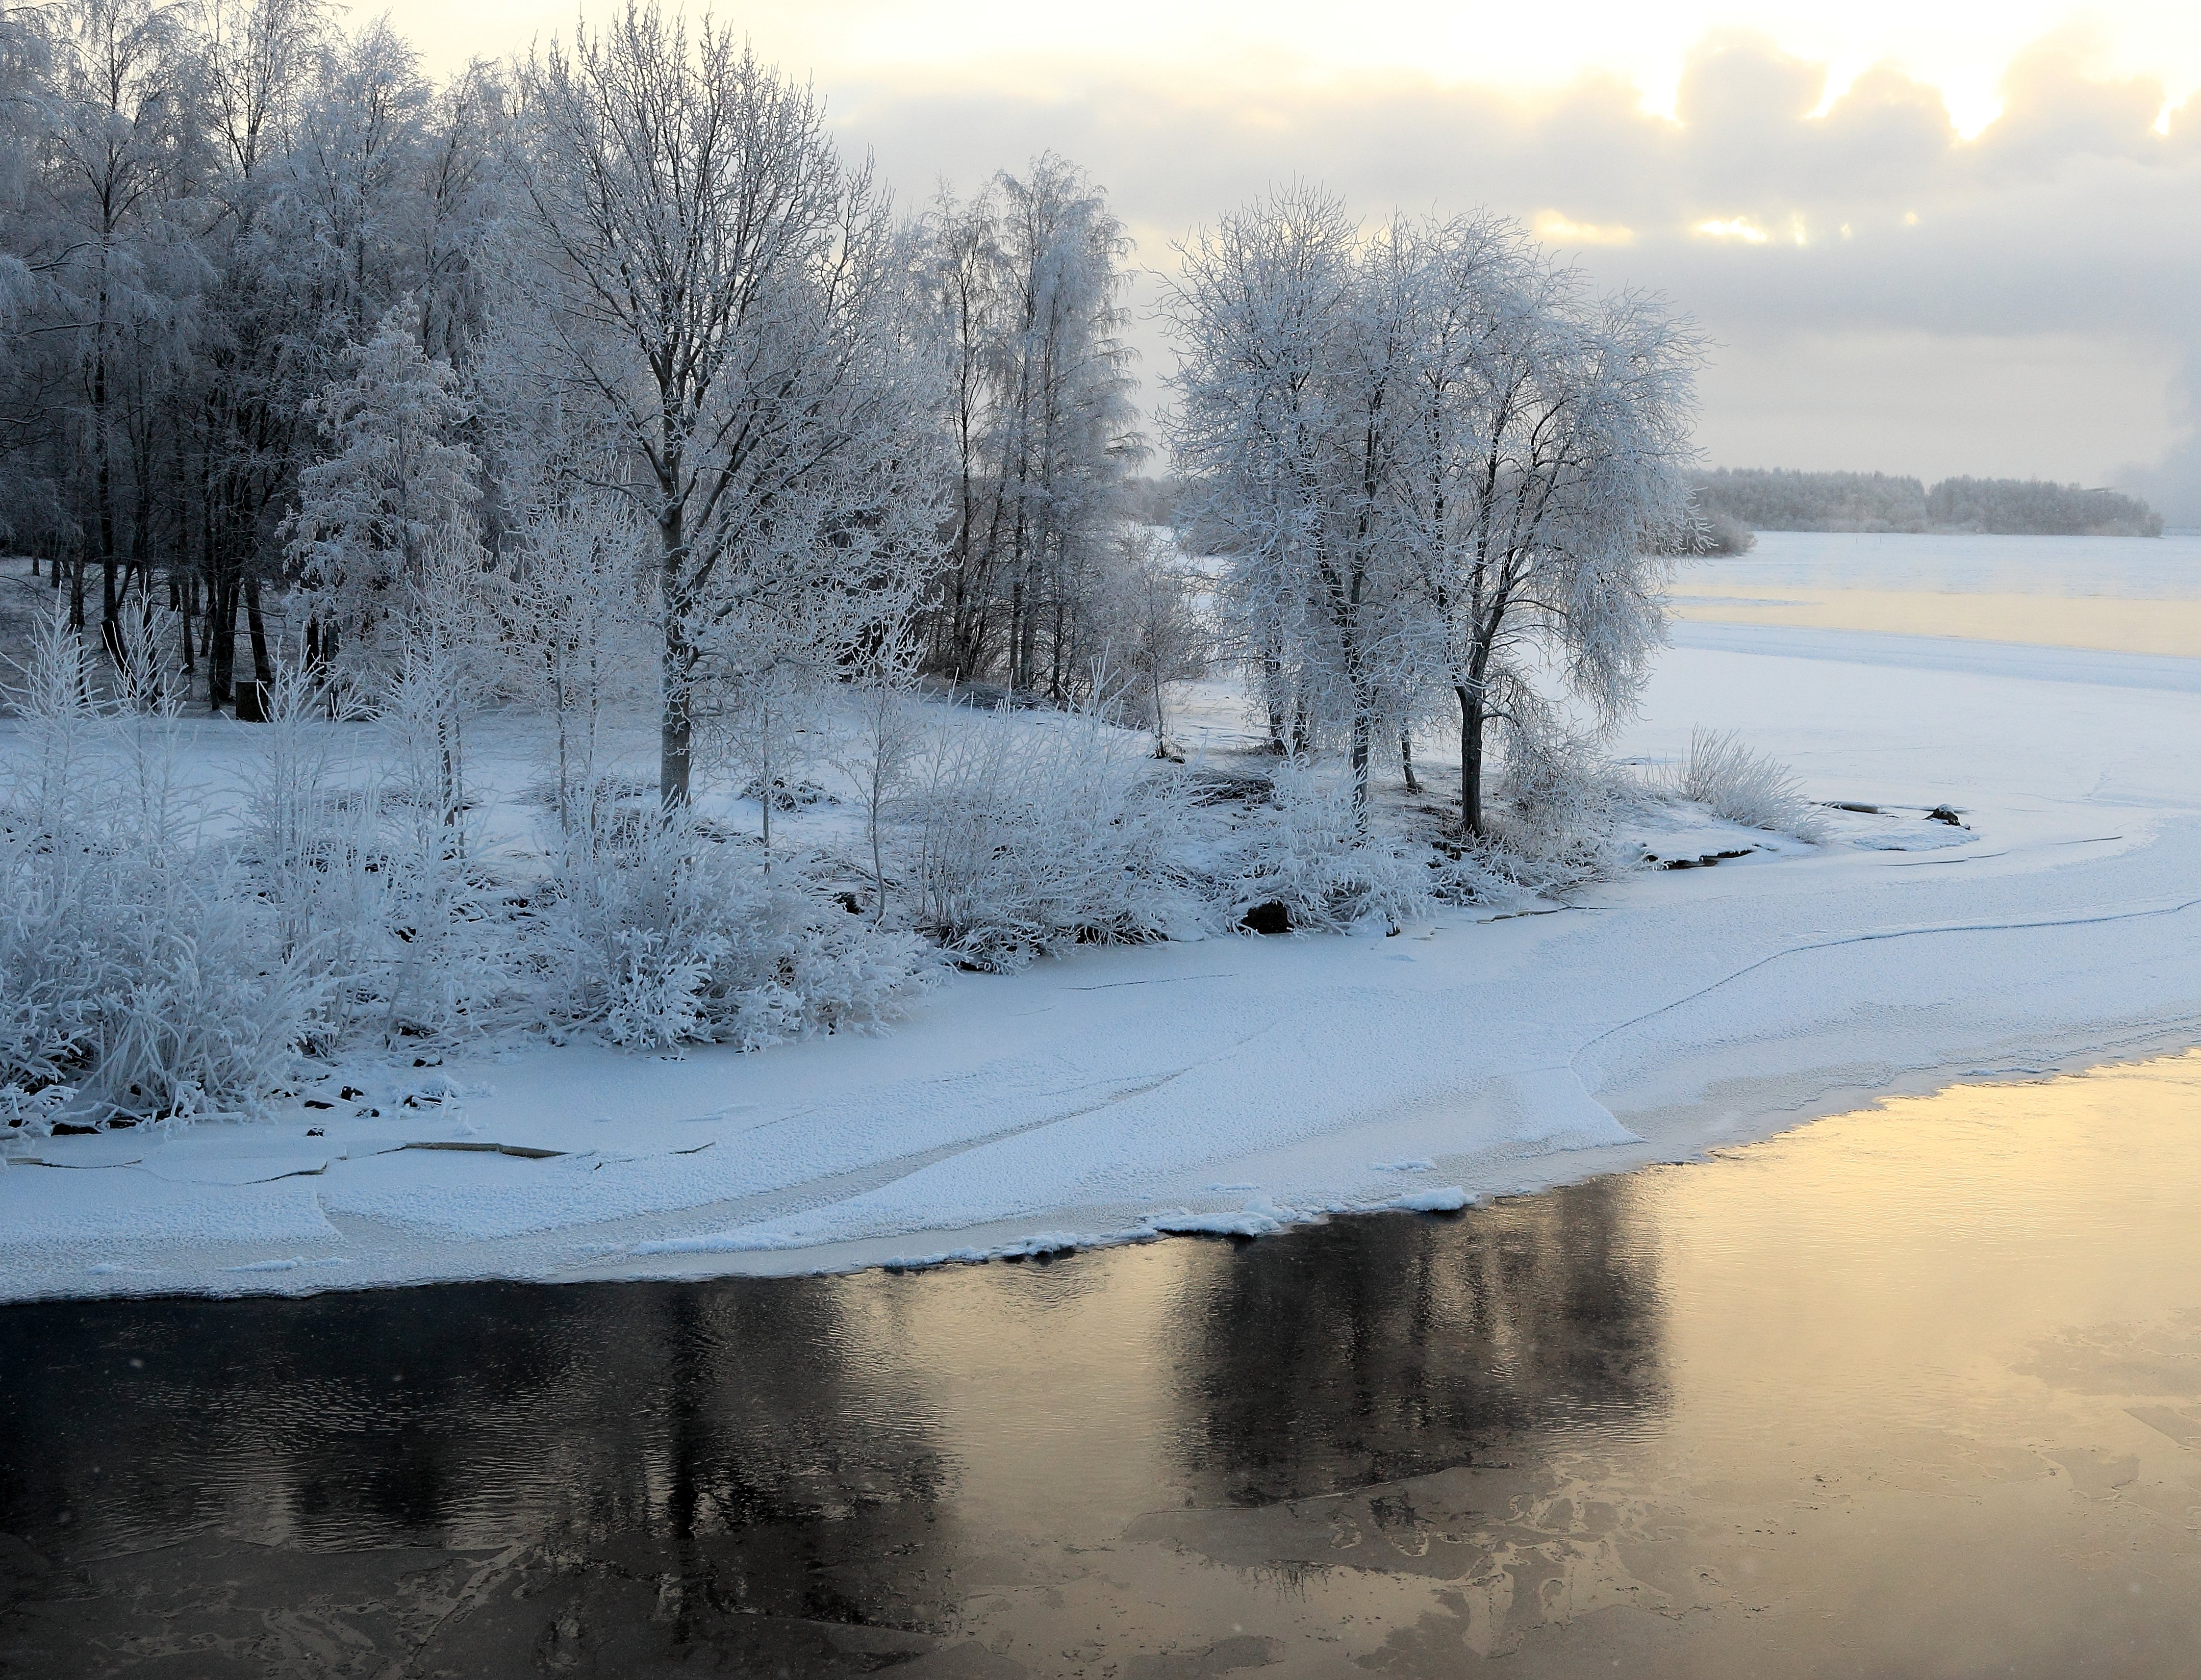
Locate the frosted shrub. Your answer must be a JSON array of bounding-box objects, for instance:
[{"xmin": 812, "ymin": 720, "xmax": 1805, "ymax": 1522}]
[
  {"xmin": 535, "ymin": 808, "xmax": 933, "ymax": 1051},
  {"xmin": 241, "ymin": 659, "xmax": 386, "ymax": 1049},
  {"xmin": 365, "ymin": 591, "xmax": 521, "ymax": 1043},
  {"xmin": 373, "ymin": 775, "xmax": 510, "ymax": 1046},
  {"xmin": 0, "ymin": 856, "xmax": 269, "ymax": 1127},
  {"xmin": 71, "ymin": 861, "xmax": 328, "ymax": 1124},
  {"xmin": 0, "ymin": 824, "xmax": 104, "ymax": 1108},
  {"xmin": 1, "ymin": 1081, "xmax": 72, "ymax": 1141},
  {"xmin": 1475, "ymin": 721, "xmax": 1632, "ymax": 888},
  {"xmin": 1665, "ymin": 726, "xmax": 1826, "ymax": 841},
  {"xmin": 0, "ymin": 612, "xmax": 104, "ymax": 1101},
  {"xmin": 1219, "ymin": 763, "xmax": 1434, "ymax": 933},
  {"xmin": 908, "ymin": 707, "xmax": 1208, "ymax": 968},
  {"xmin": 1, "ymin": 607, "xmax": 325, "ymax": 1127}
]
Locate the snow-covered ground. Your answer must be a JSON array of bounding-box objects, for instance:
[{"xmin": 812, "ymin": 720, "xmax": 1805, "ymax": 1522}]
[{"xmin": 7, "ymin": 536, "xmax": 2200, "ymax": 1299}]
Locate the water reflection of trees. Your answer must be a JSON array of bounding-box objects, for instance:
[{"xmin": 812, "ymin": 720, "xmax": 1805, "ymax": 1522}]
[
  {"xmin": 1170, "ymin": 1178, "xmax": 1667, "ymax": 1503},
  {"xmin": 7, "ymin": 1183, "xmax": 1664, "ymax": 1662},
  {"xmin": 3, "ymin": 1276, "xmax": 964, "ymax": 1642}
]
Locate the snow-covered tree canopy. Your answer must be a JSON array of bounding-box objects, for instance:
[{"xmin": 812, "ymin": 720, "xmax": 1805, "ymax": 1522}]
[
  {"xmin": 286, "ymin": 303, "xmax": 480, "ymax": 675},
  {"xmin": 1166, "ymin": 191, "xmax": 1703, "ymax": 832}
]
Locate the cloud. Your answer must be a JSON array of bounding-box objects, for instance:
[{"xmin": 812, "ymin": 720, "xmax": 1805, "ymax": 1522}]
[{"xmin": 833, "ymin": 31, "xmax": 2201, "ymax": 494}]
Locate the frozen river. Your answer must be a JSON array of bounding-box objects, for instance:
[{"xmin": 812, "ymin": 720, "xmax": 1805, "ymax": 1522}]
[{"xmin": 6, "ymin": 1051, "xmax": 2199, "ymax": 1674}]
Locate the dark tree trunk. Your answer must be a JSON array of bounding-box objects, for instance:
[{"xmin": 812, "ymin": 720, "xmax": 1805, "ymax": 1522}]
[
  {"xmin": 243, "ymin": 572, "xmax": 273, "ymax": 684},
  {"xmin": 1263, "ymin": 653, "xmax": 1287, "ymax": 752},
  {"xmin": 176, "ymin": 567, "xmax": 194, "ymax": 679},
  {"xmin": 208, "ymin": 577, "xmax": 238, "ymax": 711},
  {"xmin": 1457, "ymin": 683, "xmax": 1486, "ymax": 836},
  {"xmin": 95, "ymin": 350, "xmax": 120, "ymax": 637},
  {"xmin": 659, "ymin": 501, "xmax": 691, "ymax": 806}
]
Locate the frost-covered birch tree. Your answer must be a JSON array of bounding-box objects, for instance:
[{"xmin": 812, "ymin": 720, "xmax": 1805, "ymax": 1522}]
[
  {"xmin": 1105, "ymin": 526, "xmax": 1211, "ymax": 759},
  {"xmin": 1163, "ymin": 186, "xmax": 1423, "ymax": 826},
  {"xmin": 509, "ymin": 4, "xmax": 943, "ymax": 807},
  {"xmin": 1386, "ymin": 215, "xmax": 1701, "ymax": 834},
  {"xmin": 500, "ymin": 481, "xmax": 650, "ymax": 840},
  {"xmin": 921, "ymin": 155, "xmax": 1140, "ymax": 694}
]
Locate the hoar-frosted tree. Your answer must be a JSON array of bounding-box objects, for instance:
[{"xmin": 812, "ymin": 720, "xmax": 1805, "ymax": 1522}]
[
  {"xmin": 1167, "ymin": 191, "xmax": 1701, "ymax": 835},
  {"xmin": 508, "ymin": 3, "xmax": 943, "ymax": 807}
]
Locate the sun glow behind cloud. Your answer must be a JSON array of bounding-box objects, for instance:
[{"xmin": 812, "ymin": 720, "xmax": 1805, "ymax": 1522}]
[
  {"xmin": 1531, "ymin": 212, "xmax": 1635, "ymax": 247},
  {"xmin": 1696, "ymin": 217, "xmax": 1770, "ymax": 244}
]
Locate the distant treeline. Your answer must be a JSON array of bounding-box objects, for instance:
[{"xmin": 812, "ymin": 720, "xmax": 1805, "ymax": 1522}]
[
  {"xmin": 1924, "ymin": 477, "xmax": 2163, "ymax": 537},
  {"xmin": 1696, "ymin": 469, "xmax": 2163, "ymax": 538}
]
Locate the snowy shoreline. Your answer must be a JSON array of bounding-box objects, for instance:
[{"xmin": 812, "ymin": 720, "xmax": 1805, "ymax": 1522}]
[{"xmin": 8, "ymin": 613, "xmax": 2201, "ymax": 1303}]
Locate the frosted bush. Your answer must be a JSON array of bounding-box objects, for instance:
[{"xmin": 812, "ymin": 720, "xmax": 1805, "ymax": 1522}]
[
  {"xmin": 907, "ymin": 707, "xmax": 1209, "ymax": 968},
  {"xmin": 534, "ymin": 809, "xmax": 934, "ymax": 1051},
  {"xmin": 1477, "ymin": 720, "xmax": 1632, "ymax": 885},
  {"xmin": 1219, "ymin": 764, "xmax": 1435, "ymax": 933},
  {"xmin": 1664, "ymin": 727, "xmax": 1826, "ymax": 841},
  {"xmin": 359, "ymin": 610, "xmax": 529, "ymax": 1043},
  {"xmin": 370, "ymin": 788, "xmax": 516, "ymax": 1043},
  {"xmin": 234, "ymin": 653, "xmax": 511, "ymax": 1050},
  {"xmin": 0, "ymin": 824, "xmax": 106, "ymax": 1103},
  {"xmin": 2, "ymin": 823, "xmax": 325, "ymax": 1123},
  {"xmin": 1, "ymin": 607, "xmax": 327, "ymax": 1127},
  {"xmin": 239, "ymin": 660, "xmax": 388, "ymax": 1048},
  {"xmin": 0, "ymin": 1082, "xmax": 72, "ymax": 1143},
  {"xmin": 69, "ymin": 862, "xmax": 328, "ymax": 1124}
]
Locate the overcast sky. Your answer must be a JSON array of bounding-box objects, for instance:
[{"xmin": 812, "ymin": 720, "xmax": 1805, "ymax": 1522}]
[{"xmin": 384, "ymin": 2, "xmax": 2201, "ymax": 517}]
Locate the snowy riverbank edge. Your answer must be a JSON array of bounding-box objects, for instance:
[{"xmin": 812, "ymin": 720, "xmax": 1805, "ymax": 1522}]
[{"xmin": 7, "ymin": 630, "xmax": 2201, "ymax": 1301}]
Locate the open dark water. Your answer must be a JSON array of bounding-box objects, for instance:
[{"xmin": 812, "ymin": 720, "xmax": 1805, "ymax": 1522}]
[{"xmin": 6, "ymin": 1053, "xmax": 2201, "ymax": 1678}]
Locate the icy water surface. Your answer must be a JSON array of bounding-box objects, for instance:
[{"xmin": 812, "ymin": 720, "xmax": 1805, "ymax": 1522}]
[
  {"xmin": 1672, "ymin": 530, "xmax": 2201, "ymax": 658},
  {"xmin": 6, "ymin": 1053, "xmax": 2201, "ymax": 1676}
]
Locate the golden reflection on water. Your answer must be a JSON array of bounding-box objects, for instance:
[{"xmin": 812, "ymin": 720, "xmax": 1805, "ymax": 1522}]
[
  {"xmin": 916, "ymin": 1053, "xmax": 2201, "ymax": 1674},
  {"xmin": 1671, "ymin": 584, "xmax": 2201, "ymax": 658}
]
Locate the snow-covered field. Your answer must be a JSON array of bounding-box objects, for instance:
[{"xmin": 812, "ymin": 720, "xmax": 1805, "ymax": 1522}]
[{"xmin": 7, "ymin": 536, "xmax": 2200, "ymax": 1299}]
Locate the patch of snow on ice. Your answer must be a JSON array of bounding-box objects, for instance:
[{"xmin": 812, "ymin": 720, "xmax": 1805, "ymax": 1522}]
[
  {"xmin": 1147, "ymin": 1194, "xmax": 1302, "ymax": 1238},
  {"xmin": 1388, "ymin": 1186, "xmax": 1470, "ymax": 1213},
  {"xmin": 1503, "ymin": 1067, "xmax": 1643, "ymax": 1149},
  {"xmin": 1146, "ymin": 1208, "xmax": 1281, "ymax": 1237},
  {"xmin": 1000, "ymin": 1232, "xmax": 1081, "ymax": 1258}
]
